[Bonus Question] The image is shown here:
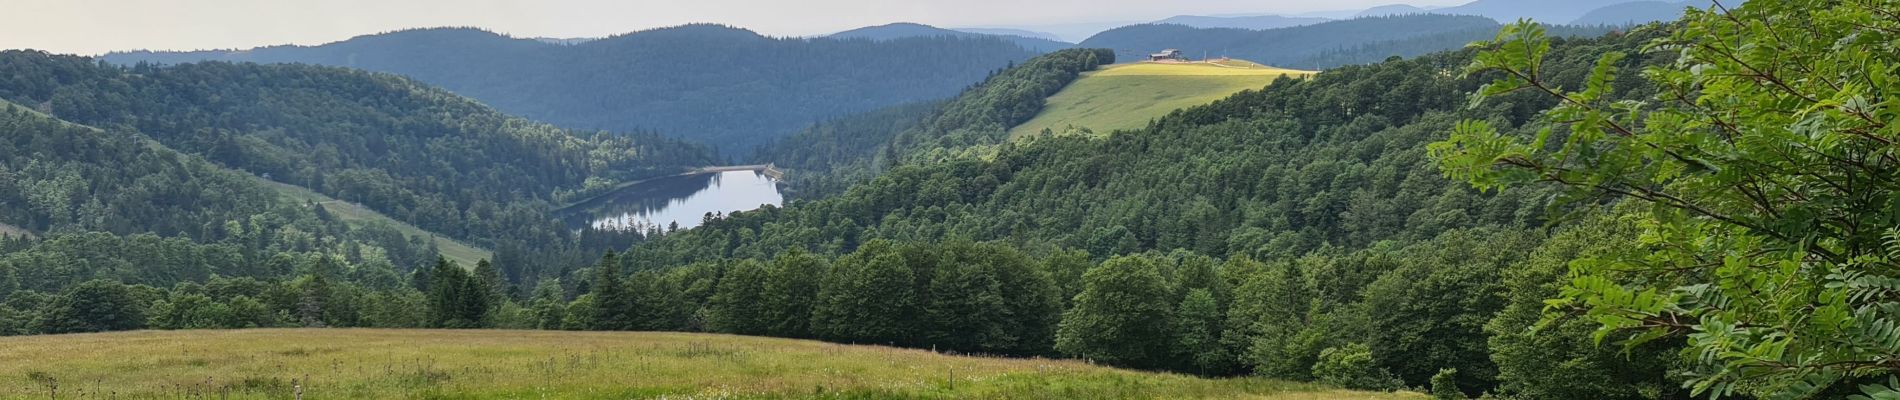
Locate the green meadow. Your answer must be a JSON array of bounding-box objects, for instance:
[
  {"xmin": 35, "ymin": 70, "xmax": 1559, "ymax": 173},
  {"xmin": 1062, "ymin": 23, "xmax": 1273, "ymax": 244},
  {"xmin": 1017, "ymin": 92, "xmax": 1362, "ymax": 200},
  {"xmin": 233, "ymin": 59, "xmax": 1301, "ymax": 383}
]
[
  {"xmin": 0, "ymin": 329, "xmax": 1422, "ymax": 399},
  {"xmin": 1008, "ymin": 61, "xmax": 1314, "ymax": 139}
]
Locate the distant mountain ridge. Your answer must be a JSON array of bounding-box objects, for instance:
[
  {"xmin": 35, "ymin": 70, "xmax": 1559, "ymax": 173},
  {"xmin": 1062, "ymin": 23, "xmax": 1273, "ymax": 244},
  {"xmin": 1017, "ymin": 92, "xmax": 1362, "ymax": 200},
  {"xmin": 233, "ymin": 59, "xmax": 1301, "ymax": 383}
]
[
  {"xmin": 1080, "ymin": 14, "xmax": 1503, "ymax": 70},
  {"xmin": 1151, "ymin": 14, "xmax": 1332, "ymax": 30},
  {"xmin": 949, "ymin": 28, "xmax": 1064, "ymax": 41},
  {"xmin": 1355, "ymin": 4, "xmax": 1432, "ymax": 18},
  {"xmin": 104, "ymin": 25, "xmax": 1043, "ymax": 155},
  {"xmin": 1570, "ymin": 0, "xmax": 1716, "ymax": 25},
  {"xmin": 991, "ymin": 0, "xmax": 1658, "ymax": 42},
  {"xmin": 1433, "ymin": 0, "xmax": 1639, "ymax": 23},
  {"xmin": 828, "ymin": 23, "xmax": 1073, "ymax": 52}
]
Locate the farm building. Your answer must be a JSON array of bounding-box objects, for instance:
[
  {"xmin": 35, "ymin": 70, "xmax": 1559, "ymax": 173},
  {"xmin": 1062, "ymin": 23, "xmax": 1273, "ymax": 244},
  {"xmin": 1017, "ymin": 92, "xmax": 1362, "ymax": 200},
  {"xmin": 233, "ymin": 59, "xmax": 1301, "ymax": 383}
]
[{"xmin": 1149, "ymin": 49, "xmax": 1184, "ymax": 61}]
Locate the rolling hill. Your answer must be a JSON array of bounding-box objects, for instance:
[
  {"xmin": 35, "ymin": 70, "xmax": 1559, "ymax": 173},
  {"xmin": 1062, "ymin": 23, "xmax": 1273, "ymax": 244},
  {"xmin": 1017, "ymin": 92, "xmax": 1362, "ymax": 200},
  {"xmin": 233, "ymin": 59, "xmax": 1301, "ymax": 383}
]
[
  {"xmin": 1430, "ymin": 0, "xmax": 1644, "ymax": 23},
  {"xmin": 0, "ymin": 50, "xmax": 715, "ymax": 251},
  {"xmin": 829, "ymin": 22, "xmax": 1073, "ymax": 52},
  {"xmin": 1079, "ymin": 15, "xmax": 1625, "ymax": 70},
  {"xmin": 1151, "ymin": 15, "xmax": 1332, "ymax": 30},
  {"xmin": 1355, "ymin": 4, "xmax": 1433, "ymax": 17},
  {"xmin": 1570, "ymin": 0, "xmax": 1714, "ymax": 25},
  {"xmin": 1008, "ymin": 60, "xmax": 1314, "ymax": 138},
  {"xmin": 1079, "ymin": 14, "xmax": 1502, "ymax": 70},
  {"xmin": 103, "ymin": 25, "xmax": 1043, "ymax": 154},
  {"xmin": 0, "ymin": 329, "xmax": 1420, "ymax": 399}
]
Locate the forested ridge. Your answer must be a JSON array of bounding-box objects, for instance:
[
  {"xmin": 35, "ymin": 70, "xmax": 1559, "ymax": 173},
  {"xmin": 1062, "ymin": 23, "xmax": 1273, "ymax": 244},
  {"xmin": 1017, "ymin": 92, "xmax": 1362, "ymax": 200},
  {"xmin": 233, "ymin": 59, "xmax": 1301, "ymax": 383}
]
[
  {"xmin": 756, "ymin": 48, "xmax": 1115, "ymax": 198},
  {"xmin": 0, "ymin": 100, "xmax": 455, "ymax": 333},
  {"xmin": 103, "ymin": 25, "xmax": 1045, "ymax": 154},
  {"xmin": 1081, "ymin": 15, "xmax": 1625, "ymax": 70},
  {"xmin": 0, "ymin": 50, "xmax": 715, "ymax": 251},
  {"xmin": 0, "ymin": 50, "xmax": 716, "ymax": 335}
]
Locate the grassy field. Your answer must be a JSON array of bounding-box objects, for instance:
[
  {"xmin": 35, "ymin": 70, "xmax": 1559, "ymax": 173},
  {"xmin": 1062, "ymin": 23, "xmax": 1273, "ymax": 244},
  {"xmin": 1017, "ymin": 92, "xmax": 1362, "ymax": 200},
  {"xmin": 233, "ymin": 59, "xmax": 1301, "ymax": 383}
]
[
  {"xmin": 0, "ymin": 329, "xmax": 1422, "ymax": 399},
  {"xmin": 1008, "ymin": 61, "xmax": 1314, "ymax": 139},
  {"xmin": 261, "ymin": 180, "xmax": 493, "ymax": 267}
]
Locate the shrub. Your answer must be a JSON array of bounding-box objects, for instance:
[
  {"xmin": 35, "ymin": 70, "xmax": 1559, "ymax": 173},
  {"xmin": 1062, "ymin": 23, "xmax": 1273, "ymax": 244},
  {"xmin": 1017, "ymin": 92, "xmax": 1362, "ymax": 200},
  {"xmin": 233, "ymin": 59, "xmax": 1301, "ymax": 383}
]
[{"xmin": 1311, "ymin": 343, "xmax": 1401, "ymax": 391}]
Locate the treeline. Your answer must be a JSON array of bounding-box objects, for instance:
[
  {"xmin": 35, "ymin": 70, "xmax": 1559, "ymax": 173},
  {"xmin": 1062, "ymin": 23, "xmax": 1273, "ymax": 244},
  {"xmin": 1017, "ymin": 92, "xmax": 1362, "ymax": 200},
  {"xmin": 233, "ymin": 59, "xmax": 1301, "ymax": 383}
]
[
  {"xmin": 0, "ymin": 50, "xmax": 714, "ymax": 255},
  {"xmin": 0, "ymin": 253, "xmax": 517, "ymax": 334},
  {"xmin": 102, "ymin": 25, "xmax": 1045, "ymax": 154},
  {"xmin": 1080, "ymin": 15, "xmax": 1621, "ymax": 70}
]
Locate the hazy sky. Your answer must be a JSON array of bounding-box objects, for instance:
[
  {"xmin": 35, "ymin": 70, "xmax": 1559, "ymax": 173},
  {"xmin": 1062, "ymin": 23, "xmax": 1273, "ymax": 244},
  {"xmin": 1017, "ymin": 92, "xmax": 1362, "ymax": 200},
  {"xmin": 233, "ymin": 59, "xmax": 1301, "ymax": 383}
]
[{"xmin": 2, "ymin": 0, "xmax": 1465, "ymax": 55}]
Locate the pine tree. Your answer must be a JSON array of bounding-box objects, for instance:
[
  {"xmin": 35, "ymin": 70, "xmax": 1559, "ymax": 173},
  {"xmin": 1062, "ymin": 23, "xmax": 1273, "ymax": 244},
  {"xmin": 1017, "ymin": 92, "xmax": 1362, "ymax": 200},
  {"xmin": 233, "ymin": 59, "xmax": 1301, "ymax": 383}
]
[
  {"xmin": 409, "ymin": 258, "xmax": 435, "ymax": 292},
  {"xmin": 0, "ymin": 264, "xmax": 18, "ymax": 301},
  {"xmin": 426, "ymin": 258, "xmax": 479, "ymax": 328},
  {"xmin": 472, "ymin": 259, "xmax": 507, "ymax": 306},
  {"xmin": 588, "ymin": 251, "xmax": 633, "ymax": 330}
]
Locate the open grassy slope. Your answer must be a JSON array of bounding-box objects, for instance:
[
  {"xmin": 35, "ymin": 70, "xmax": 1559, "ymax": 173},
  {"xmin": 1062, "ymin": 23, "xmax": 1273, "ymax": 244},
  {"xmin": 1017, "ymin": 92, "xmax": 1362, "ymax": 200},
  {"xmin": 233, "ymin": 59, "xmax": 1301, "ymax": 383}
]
[
  {"xmin": 1008, "ymin": 61, "xmax": 1314, "ymax": 138},
  {"xmin": 0, "ymin": 222, "xmax": 30, "ymax": 239},
  {"xmin": 0, "ymin": 329, "xmax": 1421, "ymax": 399},
  {"xmin": 260, "ymin": 180, "xmax": 492, "ymax": 267}
]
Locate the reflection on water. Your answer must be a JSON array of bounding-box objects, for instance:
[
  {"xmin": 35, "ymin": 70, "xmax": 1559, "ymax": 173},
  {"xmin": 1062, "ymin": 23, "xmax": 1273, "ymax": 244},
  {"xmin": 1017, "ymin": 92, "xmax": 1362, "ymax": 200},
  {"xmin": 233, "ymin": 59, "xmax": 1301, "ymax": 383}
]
[{"xmin": 565, "ymin": 170, "xmax": 782, "ymax": 232}]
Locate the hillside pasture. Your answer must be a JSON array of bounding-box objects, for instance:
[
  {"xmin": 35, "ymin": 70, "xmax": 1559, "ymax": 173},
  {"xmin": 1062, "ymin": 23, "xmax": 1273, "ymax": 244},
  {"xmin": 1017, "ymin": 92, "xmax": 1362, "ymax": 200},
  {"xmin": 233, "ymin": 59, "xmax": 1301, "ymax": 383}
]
[
  {"xmin": 1008, "ymin": 61, "xmax": 1314, "ymax": 139},
  {"xmin": 261, "ymin": 180, "xmax": 493, "ymax": 267},
  {"xmin": 0, "ymin": 329, "xmax": 1421, "ymax": 399}
]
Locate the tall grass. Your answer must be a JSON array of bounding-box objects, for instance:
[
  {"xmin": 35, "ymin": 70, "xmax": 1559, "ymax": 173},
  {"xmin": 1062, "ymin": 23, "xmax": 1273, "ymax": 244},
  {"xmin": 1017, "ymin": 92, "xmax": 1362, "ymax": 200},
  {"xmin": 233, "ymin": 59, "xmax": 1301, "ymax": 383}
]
[{"xmin": 0, "ymin": 329, "xmax": 1420, "ymax": 399}]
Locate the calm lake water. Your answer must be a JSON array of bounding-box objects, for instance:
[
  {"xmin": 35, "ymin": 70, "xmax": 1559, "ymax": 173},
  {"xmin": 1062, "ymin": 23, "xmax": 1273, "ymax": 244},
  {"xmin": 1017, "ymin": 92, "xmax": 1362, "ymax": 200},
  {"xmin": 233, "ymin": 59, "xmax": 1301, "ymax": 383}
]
[{"xmin": 565, "ymin": 170, "xmax": 783, "ymax": 232}]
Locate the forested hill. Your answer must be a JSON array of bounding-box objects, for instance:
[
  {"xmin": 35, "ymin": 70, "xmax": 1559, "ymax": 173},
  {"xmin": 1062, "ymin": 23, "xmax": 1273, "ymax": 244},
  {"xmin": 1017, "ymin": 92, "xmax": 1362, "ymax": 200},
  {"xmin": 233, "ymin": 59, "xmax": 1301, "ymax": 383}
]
[
  {"xmin": 1079, "ymin": 15, "xmax": 1618, "ymax": 69},
  {"xmin": 829, "ymin": 23, "xmax": 1074, "ymax": 52},
  {"xmin": 0, "ymin": 100, "xmax": 447, "ymax": 296},
  {"xmin": 103, "ymin": 25, "xmax": 1044, "ymax": 154},
  {"xmin": 753, "ymin": 48, "xmax": 1114, "ymax": 197},
  {"xmin": 0, "ymin": 50, "xmax": 716, "ymax": 250},
  {"xmin": 1428, "ymin": 0, "xmax": 1642, "ymax": 23},
  {"xmin": 607, "ymin": 27, "xmax": 1688, "ymax": 397}
]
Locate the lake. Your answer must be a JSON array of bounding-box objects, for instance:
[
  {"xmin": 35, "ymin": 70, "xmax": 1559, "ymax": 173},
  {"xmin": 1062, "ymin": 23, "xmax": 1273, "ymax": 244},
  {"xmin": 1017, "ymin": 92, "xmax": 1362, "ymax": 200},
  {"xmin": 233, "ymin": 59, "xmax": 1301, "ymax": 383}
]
[{"xmin": 564, "ymin": 170, "xmax": 783, "ymax": 232}]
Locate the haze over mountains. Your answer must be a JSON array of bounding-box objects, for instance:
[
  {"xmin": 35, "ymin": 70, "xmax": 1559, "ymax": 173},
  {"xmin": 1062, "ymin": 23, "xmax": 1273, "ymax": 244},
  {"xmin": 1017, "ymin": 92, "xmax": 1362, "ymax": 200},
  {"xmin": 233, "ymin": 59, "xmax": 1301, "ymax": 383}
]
[
  {"xmin": 987, "ymin": 0, "xmax": 1704, "ymax": 38},
  {"xmin": 97, "ymin": 0, "xmax": 1706, "ymax": 157},
  {"xmin": 827, "ymin": 23, "xmax": 1073, "ymax": 52}
]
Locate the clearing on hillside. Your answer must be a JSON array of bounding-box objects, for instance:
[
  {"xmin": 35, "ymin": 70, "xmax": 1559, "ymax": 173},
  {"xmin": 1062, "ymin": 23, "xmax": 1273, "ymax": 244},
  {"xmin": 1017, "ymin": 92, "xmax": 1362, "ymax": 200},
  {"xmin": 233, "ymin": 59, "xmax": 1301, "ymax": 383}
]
[
  {"xmin": 261, "ymin": 180, "xmax": 493, "ymax": 267},
  {"xmin": 0, "ymin": 222, "xmax": 31, "ymax": 239},
  {"xmin": 0, "ymin": 329, "xmax": 1421, "ymax": 399},
  {"xmin": 1008, "ymin": 60, "xmax": 1314, "ymax": 139}
]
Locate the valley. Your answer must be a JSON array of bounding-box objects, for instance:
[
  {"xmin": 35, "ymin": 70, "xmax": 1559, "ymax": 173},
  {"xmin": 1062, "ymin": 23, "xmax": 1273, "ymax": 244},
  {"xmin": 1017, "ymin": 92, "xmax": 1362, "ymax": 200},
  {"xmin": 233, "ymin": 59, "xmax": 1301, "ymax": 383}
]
[
  {"xmin": 3, "ymin": 0, "xmax": 1894, "ymax": 399},
  {"xmin": 0, "ymin": 329, "xmax": 1418, "ymax": 399}
]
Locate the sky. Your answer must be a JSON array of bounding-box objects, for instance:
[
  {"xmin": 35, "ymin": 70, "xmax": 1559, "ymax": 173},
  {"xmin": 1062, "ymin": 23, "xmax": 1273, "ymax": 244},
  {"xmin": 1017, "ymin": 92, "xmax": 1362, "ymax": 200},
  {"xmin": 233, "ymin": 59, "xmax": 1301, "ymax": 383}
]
[{"xmin": 1, "ymin": 0, "xmax": 1467, "ymax": 55}]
